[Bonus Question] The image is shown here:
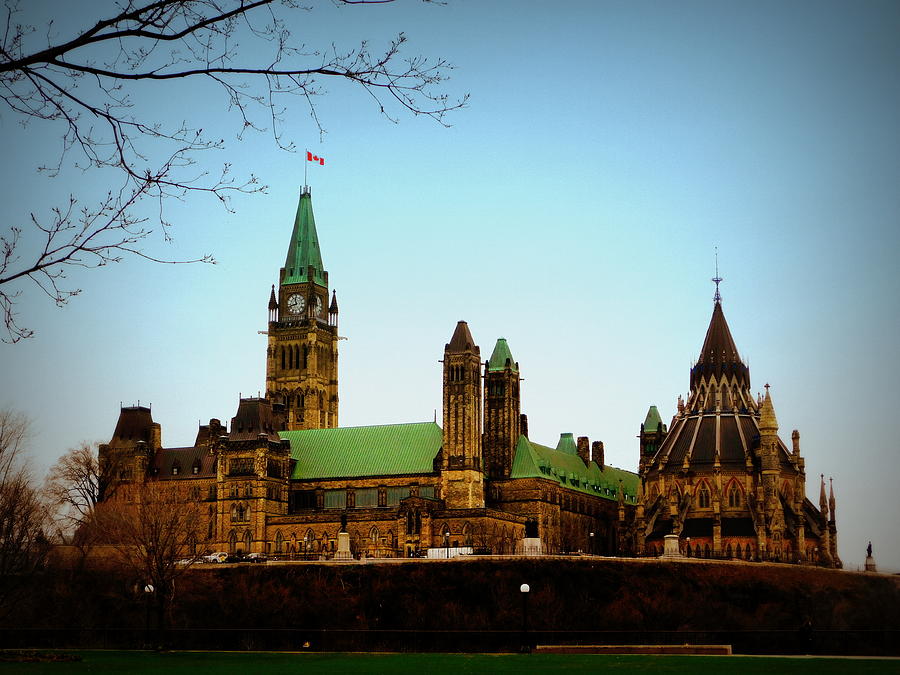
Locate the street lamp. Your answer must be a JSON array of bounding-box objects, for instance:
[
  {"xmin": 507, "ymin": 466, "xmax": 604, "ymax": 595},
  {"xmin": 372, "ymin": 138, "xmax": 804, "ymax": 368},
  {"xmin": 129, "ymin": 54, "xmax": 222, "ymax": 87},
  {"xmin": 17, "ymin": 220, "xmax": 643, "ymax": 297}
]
[
  {"xmin": 519, "ymin": 583, "xmax": 530, "ymax": 653},
  {"xmin": 143, "ymin": 583, "xmax": 155, "ymax": 648},
  {"xmin": 444, "ymin": 530, "xmax": 450, "ymax": 559},
  {"xmin": 589, "ymin": 532, "xmax": 594, "ymax": 556}
]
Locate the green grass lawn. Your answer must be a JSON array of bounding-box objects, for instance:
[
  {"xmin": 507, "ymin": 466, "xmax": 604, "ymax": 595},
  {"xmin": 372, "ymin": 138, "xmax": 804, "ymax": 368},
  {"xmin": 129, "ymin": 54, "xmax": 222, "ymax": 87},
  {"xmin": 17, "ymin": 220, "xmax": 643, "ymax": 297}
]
[{"xmin": 2, "ymin": 651, "xmax": 899, "ymax": 674}]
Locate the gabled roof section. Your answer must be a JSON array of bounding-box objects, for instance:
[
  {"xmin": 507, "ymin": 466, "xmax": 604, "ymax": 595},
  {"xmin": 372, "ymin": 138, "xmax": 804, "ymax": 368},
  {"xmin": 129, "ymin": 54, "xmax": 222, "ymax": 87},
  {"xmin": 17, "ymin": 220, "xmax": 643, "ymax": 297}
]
[
  {"xmin": 446, "ymin": 320, "xmax": 478, "ymax": 353},
  {"xmin": 280, "ymin": 422, "xmax": 442, "ymax": 480},
  {"xmin": 282, "ymin": 190, "xmax": 326, "ymax": 286},
  {"xmin": 643, "ymin": 406, "xmax": 664, "ymax": 432},
  {"xmin": 510, "ymin": 435, "xmax": 639, "ymax": 503},
  {"xmin": 487, "ymin": 338, "xmax": 518, "ymax": 372}
]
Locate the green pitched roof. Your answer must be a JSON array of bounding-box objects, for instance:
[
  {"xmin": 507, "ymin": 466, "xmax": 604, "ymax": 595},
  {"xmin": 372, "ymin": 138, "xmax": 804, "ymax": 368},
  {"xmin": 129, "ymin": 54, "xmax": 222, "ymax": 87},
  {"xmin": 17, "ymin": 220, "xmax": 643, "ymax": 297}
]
[
  {"xmin": 280, "ymin": 422, "xmax": 440, "ymax": 480},
  {"xmin": 487, "ymin": 338, "xmax": 518, "ymax": 372},
  {"xmin": 643, "ymin": 405, "xmax": 663, "ymax": 432},
  {"xmin": 510, "ymin": 435, "xmax": 639, "ymax": 503},
  {"xmin": 282, "ymin": 191, "xmax": 326, "ymax": 286}
]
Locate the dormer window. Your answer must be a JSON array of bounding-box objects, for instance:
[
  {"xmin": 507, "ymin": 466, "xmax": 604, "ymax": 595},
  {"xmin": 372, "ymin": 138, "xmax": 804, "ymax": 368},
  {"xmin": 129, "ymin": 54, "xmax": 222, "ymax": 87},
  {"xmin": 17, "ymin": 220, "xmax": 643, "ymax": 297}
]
[{"xmin": 192, "ymin": 459, "xmax": 201, "ymax": 475}]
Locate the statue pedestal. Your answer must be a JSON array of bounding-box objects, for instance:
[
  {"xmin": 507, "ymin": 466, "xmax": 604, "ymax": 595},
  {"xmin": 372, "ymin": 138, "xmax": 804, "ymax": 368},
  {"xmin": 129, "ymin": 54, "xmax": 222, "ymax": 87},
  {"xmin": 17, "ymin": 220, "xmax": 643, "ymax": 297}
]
[
  {"xmin": 334, "ymin": 531, "xmax": 352, "ymax": 560},
  {"xmin": 522, "ymin": 537, "xmax": 542, "ymax": 556},
  {"xmin": 661, "ymin": 534, "xmax": 683, "ymax": 558},
  {"xmin": 865, "ymin": 555, "xmax": 877, "ymax": 572}
]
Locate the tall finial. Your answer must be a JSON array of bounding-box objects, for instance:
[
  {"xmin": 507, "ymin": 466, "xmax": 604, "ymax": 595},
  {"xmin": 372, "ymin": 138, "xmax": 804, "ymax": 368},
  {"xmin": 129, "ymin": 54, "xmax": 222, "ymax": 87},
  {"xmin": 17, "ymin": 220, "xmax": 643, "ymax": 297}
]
[{"xmin": 712, "ymin": 246, "xmax": 722, "ymax": 304}]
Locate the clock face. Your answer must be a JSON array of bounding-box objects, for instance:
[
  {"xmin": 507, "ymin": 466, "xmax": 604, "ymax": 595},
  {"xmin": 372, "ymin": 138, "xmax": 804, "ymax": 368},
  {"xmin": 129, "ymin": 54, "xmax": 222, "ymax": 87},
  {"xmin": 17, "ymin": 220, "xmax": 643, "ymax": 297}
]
[
  {"xmin": 314, "ymin": 295, "xmax": 324, "ymax": 317},
  {"xmin": 287, "ymin": 293, "xmax": 305, "ymax": 315}
]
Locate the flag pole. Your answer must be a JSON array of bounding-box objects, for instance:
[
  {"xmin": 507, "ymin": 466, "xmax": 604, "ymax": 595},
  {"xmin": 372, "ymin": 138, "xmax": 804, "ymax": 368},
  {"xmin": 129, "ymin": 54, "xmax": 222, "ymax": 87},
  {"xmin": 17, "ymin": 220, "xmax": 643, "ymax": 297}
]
[{"xmin": 304, "ymin": 149, "xmax": 308, "ymax": 190}]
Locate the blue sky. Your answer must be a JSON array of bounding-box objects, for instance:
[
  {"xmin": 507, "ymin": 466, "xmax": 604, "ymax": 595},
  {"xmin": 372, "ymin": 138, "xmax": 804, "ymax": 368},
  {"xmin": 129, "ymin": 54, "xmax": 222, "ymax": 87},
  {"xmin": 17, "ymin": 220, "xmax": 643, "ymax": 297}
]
[{"xmin": 2, "ymin": 0, "xmax": 899, "ymax": 571}]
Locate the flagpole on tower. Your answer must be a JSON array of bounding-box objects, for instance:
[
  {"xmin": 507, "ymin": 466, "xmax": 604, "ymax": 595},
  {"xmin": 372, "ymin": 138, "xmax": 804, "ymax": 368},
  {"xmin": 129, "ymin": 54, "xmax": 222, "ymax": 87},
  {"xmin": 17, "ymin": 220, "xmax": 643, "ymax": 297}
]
[{"xmin": 304, "ymin": 149, "xmax": 308, "ymax": 191}]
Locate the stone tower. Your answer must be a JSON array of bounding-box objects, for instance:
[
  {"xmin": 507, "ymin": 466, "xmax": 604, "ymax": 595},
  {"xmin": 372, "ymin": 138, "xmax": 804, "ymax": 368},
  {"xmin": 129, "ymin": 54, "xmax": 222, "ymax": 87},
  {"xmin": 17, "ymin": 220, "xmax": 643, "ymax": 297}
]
[
  {"xmin": 265, "ymin": 188, "xmax": 339, "ymax": 430},
  {"xmin": 215, "ymin": 397, "xmax": 292, "ymax": 554},
  {"xmin": 441, "ymin": 320, "xmax": 485, "ymax": 508},
  {"xmin": 483, "ymin": 338, "xmax": 520, "ymax": 480}
]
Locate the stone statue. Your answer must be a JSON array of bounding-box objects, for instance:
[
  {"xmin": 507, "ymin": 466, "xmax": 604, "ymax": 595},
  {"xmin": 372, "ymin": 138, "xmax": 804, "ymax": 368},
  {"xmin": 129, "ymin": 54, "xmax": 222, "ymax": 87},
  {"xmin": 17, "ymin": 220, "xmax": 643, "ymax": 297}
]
[
  {"xmin": 867, "ymin": 541, "xmax": 873, "ymax": 558},
  {"xmin": 340, "ymin": 511, "xmax": 348, "ymax": 533}
]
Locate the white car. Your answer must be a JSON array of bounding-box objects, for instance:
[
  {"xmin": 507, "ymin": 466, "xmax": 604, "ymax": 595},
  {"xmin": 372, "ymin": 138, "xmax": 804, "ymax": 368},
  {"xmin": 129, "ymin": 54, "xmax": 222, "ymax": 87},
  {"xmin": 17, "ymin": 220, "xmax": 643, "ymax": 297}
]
[{"xmin": 204, "ymin": 551, "xmax": 228, "ymax": 563}]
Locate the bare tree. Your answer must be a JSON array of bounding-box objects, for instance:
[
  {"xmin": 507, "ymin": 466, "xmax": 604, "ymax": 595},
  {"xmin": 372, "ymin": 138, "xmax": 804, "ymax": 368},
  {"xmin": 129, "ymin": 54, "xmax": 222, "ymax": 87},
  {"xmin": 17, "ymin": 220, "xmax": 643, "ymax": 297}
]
[
  {"xmin": 0, "ymin": 0, "xmax": 466, "ymax": 342},
  {"xmin": 44, "ymin": 442, "xmax": 120, "ymax": 550},
  {"xmin": 0, "ymin": 409, "xmax": 49, "ymax": 617},
  {"xmin": 94, "ymin": 480, "xmax": 210, "ymax": 643}
]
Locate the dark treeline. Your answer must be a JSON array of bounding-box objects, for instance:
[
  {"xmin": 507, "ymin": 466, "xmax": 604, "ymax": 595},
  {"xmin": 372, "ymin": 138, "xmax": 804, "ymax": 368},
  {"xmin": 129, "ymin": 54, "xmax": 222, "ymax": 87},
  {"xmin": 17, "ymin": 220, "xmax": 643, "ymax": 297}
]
[{"xmin": 4, "ymin": 559, "xmax": 899, "ymax": 654}]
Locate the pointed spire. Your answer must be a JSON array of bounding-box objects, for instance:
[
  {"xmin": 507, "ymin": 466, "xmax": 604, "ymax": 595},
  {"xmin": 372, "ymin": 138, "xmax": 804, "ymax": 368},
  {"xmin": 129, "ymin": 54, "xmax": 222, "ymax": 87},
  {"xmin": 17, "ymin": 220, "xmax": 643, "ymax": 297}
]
[
  {"xmin": 758, "ymin": 384, "xmax": 778, "ymax": 433},
  {"xmin": 643, "ymin": 405, "xmax": 663, "ymax": 432},
  {"xmin": 690, "ymin": 297, "xmax": 749, "ymax": 393},
  {"xmin": 268, "ymin": 284, "xmax": 278, "ymax": 310},
  {"xmin": 829, "ymin": 477, "xmax": 836, "ymax": 517},
  {"xmin": 329, "ymin": 289, "xmax": 339, "ymax": 314},
  {"xmin": 282, "ymin": 189, "xmax": 326, "ymax": 286},
  {"xmin": 819, "ymin": 474, "xmax": 828, "ymax": 516},
  {"xmin": 446, "ymin": 320, "xmax": 478, "ymax": 353},
  {"xmin": 698, "ymin": 302, "xmax": 742, "ymax": 367},
  {"xmin": 487, "ymin": 337, "xmax": 518, "ymax": 372}
]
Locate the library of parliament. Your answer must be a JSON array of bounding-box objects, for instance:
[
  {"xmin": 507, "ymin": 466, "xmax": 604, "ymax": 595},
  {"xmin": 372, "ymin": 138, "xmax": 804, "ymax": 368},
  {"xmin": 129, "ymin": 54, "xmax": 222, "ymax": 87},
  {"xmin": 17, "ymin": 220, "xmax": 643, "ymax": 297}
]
[{"xmin": 99, "ymin": 189, "xmax": 840, "ymax": 566}]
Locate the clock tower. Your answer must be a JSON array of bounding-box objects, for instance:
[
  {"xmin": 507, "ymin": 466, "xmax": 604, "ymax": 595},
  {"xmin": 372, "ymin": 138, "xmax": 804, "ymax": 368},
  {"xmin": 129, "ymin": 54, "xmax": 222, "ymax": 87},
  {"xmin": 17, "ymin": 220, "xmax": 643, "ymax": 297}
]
[{"xmin": 265, "ymin": 187, "xmax": 339, "ymax": 430}]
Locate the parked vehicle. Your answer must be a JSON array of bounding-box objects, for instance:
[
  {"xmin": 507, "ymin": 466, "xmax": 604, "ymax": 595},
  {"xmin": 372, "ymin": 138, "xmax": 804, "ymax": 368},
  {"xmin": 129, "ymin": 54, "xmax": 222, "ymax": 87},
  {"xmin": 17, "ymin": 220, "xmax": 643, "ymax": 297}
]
[
  {"xmin": 204, "ymin": 551, "xmax": 228, "ymax": 563},
  {"xmin": 245, "ymin": 552, "xmax": 267, "ymax": 563}
]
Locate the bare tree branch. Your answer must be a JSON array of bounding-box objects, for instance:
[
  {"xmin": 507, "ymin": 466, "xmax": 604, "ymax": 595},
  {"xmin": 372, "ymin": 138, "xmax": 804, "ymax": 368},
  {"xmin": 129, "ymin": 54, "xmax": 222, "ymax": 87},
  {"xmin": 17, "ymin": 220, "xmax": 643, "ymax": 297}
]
[
  {"xmin": 0, "ymin": 409, "xmax": 49, "ymax": 617},
  {"xmin": 0, "ymin": 0, "xmax": 466, "ymax": 341}
]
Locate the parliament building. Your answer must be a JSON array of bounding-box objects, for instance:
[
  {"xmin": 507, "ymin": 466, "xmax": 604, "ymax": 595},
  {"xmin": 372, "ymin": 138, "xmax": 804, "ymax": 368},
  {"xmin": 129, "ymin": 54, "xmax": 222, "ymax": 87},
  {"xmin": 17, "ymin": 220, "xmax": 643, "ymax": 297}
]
[
  {"xmin": 100, "ymin": 189, "xmax": 637, "ymax": 559},
  {"xmin": 98, "ymin": 189, "xmax": 839, "ymax": 566}
]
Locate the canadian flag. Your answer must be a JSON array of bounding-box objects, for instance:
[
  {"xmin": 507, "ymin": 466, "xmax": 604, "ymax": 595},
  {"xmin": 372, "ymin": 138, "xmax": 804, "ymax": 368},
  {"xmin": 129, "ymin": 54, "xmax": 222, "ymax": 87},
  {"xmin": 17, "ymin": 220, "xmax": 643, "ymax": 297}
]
[{"xmin": 307, "ymin": 151, "xmax": 325, "ymax": 166}]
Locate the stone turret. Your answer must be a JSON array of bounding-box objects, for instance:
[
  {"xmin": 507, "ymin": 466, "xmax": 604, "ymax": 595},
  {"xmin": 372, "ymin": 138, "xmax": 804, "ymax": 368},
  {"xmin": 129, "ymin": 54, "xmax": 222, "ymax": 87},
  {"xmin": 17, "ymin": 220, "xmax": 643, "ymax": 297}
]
[
  {"xmin": 483, "ymin": 337, "xmax": 520, "ymax": 480},
  {"xmin": 441, "ymin": 321, "xmax": 484, "ymax": 508}
]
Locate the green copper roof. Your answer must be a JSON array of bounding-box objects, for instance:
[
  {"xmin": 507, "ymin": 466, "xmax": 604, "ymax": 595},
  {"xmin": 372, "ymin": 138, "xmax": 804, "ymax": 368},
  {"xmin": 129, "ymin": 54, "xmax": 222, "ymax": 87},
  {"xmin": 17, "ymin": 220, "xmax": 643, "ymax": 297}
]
[
  {"xmin": 282, "ymin": 191, "xmax": 326, "ymax": 286},
  {"xmin": 555, "ymin": 432, "xmax": 578, "ymax": 455},
  {"xmin": 510, "ymin": 435, "xmax": 639, "ymax": 503},
  {"xmin": 280, "ymin": 422, "xmax": 440, "ymax": 480},
  {"xmin": 487, "ymin": 338, "xmax": 518, "ymax": 372},
  {"xmin": 643, "ymin": 405, "xmax": 663, "ymax": 432}
]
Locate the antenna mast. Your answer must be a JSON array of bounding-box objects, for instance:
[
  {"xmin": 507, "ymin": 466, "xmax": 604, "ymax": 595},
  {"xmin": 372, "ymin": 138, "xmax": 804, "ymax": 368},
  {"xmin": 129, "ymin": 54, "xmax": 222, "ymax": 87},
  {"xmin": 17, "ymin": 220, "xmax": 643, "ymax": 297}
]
[{"xmin": 712, "ymin": 247, "xmax": 723, "ymax": 304}]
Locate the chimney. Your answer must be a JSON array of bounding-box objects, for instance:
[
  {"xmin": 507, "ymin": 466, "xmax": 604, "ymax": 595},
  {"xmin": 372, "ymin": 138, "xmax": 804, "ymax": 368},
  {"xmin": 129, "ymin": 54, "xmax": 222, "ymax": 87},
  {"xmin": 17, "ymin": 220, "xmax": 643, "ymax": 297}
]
[
  {"xmin": 592, "ymin": 441, "xmax": 605, "ymax": 470},
  {"xmin": 577, "ymin": 436, "xmax": 590, "ymax": 465}
]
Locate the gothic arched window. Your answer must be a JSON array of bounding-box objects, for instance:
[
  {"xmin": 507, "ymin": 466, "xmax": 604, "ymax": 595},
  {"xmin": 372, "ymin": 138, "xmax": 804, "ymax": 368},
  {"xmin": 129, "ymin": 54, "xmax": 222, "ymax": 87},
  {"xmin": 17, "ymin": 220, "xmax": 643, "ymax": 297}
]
[
  {"xmin": 698, "ymin": 484, "xmax": 711, "ymax": 508},
  {"xmin": 728, "ymin": 483, "xmax": 742, "ymax": 508}
]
